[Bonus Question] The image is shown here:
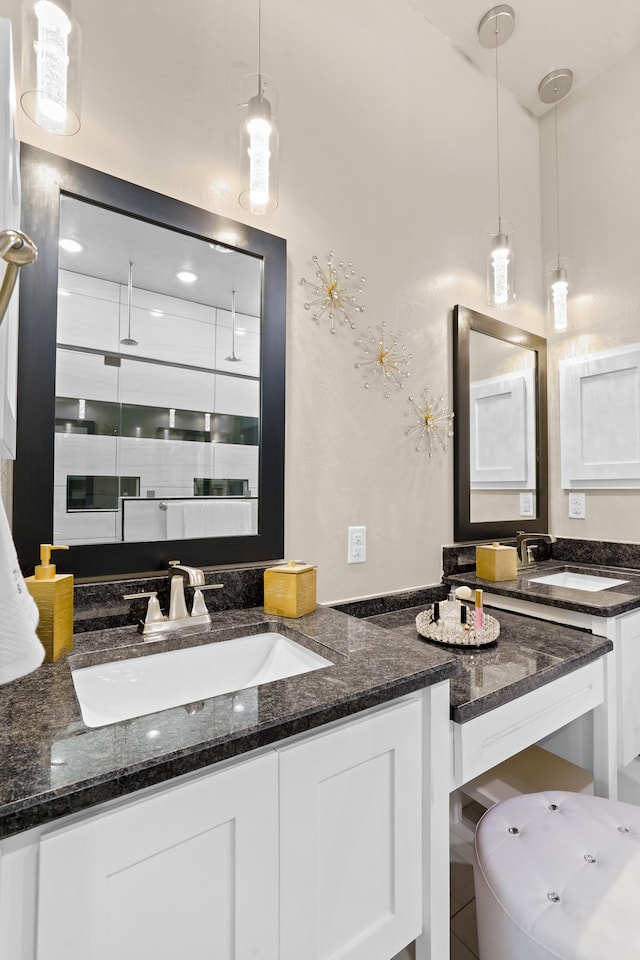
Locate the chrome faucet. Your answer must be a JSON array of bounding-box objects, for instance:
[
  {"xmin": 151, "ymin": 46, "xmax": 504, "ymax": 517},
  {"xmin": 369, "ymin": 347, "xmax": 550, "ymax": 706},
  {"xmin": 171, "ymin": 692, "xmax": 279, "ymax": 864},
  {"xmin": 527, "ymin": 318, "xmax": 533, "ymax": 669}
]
[
  {"xmin": 123, "ymin": 561, "xmax": 223, "ymax": 638},
  {"xmin": 168, "ymin": 560, "xmax": 205, "ymax": 620},
  {"xmin": 516, "ymin": 531, "xmax": 556, "ymax": 569},
  {"xmin": 167, "ymin": 561, "xmax": 206, "ymax": 586}
]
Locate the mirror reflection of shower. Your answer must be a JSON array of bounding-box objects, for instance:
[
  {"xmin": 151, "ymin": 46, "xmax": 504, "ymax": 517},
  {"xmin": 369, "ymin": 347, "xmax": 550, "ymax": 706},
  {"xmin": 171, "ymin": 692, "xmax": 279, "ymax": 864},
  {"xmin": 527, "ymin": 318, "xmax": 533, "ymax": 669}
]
[
  {"xmin": 120, "ymin": 261, "xmax": 139, "ymax": 346},
  {"xmin": 226, "ymin": 289, "xmax": 242, "ymax": 362}
]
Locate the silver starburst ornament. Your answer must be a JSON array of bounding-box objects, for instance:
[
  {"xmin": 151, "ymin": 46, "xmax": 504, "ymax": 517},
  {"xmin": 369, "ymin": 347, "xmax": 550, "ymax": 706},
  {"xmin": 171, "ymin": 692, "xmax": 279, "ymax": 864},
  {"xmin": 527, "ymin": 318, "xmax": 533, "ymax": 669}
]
[
  {"xmin": 300, "ymin": 251, "xmax": 365, "ymax": 333},
  {"xmin": 355, "ymin": 322, "xmax": 411, "ymax": 398},
  {"xmin": 407, "ymin": 389, "xmax": 454, "ymax": 456}
]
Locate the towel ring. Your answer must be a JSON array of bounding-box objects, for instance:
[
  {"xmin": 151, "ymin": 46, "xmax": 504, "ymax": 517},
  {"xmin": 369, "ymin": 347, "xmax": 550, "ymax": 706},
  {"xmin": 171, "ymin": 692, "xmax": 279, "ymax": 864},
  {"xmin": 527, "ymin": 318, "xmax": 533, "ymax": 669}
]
[{"xmin": 0, "ymin": 229, "xmax": 37, "ymax": 327}]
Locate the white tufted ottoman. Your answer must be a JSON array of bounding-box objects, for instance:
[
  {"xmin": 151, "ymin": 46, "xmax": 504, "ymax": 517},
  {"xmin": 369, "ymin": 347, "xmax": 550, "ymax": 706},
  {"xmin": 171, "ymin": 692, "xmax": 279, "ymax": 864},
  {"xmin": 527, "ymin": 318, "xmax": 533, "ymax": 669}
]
[{"xmin": 473, "ymin": 790, "xmax": 640, "ymax": 960}]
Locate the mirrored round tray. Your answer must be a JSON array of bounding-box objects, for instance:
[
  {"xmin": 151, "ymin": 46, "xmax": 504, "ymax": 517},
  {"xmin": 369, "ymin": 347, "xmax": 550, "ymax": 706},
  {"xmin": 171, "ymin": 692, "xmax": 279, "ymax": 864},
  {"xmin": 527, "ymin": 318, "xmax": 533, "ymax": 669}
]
[{"xmin": 415, "ymin": 602, "xmax": 500, "ymax": 648}]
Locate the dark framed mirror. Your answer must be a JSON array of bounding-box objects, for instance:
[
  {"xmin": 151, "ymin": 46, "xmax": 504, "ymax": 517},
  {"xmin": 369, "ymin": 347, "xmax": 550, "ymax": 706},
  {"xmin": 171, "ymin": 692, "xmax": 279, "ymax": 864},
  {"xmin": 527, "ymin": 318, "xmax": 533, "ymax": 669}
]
[
  {"xmin": 453, "ymin": 304, "xmax": 548, "ymax": 542},
  {"xmin": 14, "ymin": 144, "xmax": 286, "ymax": 578}
]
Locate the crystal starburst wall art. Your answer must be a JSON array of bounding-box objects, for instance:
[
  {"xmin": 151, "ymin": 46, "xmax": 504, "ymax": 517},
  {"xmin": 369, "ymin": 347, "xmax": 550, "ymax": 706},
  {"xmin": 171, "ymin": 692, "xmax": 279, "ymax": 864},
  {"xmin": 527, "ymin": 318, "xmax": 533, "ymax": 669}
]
[
  {"xmin": 300, "ymin": 251, "xmax": 365, "ymax": 333},
  {"xmin": 355, "ymin": 323, "xmax": 411, "ymax": 398},
  {"xmin": 407, "ymin": 389, "xmax": 454, "ymax": 456}
]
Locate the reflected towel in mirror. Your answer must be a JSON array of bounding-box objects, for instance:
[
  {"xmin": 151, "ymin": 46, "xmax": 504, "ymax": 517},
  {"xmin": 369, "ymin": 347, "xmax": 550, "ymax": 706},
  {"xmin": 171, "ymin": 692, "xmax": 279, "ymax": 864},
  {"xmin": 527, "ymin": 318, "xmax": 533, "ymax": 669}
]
[{"xmin": 165, "ymin": 499, "xmax": 254, "ymax": 539}]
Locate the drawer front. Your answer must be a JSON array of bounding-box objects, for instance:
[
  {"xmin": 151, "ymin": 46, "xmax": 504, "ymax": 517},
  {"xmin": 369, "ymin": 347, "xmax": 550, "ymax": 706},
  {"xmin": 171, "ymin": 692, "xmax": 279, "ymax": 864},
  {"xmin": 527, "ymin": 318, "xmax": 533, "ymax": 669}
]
[{"xmin": 451, "ymin": 660, "xmax": 604, "ymax": 789}]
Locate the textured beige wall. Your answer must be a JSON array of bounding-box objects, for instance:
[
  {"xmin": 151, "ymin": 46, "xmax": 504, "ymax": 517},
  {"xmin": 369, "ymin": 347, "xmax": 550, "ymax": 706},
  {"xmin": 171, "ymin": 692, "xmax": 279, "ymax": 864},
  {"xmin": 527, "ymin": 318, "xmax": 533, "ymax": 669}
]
[
  {"xmin": 540, "ymin": 45, "xmax": 640, "ymax": 544},
  {"xmin": 0, "ymin": 0, "xmax": 544, "ymax": 601}
]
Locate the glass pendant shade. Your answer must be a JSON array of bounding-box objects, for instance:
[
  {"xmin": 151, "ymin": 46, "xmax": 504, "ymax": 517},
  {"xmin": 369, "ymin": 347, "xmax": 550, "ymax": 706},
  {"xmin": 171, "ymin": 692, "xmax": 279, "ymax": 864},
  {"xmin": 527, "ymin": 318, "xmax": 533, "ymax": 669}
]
[
  {"xmin": 238, "ymin": 75, "xmax": 279, "ymax": 215},
  {"xmin": 486, "ymin": 222, "xmax": 515, "ymax": 307},
  {"xmin": 549, "ymin": 265, "xmax": 568, "ymax": 332},
  {"xmin": 20, "ymin": 0, "xmax": 81, "ymax": 135}
]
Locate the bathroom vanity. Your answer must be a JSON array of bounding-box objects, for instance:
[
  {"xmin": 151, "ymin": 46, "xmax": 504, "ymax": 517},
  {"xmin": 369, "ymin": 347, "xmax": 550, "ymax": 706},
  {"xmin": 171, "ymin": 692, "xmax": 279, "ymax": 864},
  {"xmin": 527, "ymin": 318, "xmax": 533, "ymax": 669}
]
[
  {"xmin": 0, "ymin": 604, "xmax": 456, "ymax": 960},
  {"xmin": 446, "ymin": 558, "xmax": 640, "ymax": 798},
  {"xmin": 365, "ymin": 603, "xmax": 615, "ymax": 796},
  {"xmin": 0, "ymin": 583, "xmax": 619, "ymax": 960}
]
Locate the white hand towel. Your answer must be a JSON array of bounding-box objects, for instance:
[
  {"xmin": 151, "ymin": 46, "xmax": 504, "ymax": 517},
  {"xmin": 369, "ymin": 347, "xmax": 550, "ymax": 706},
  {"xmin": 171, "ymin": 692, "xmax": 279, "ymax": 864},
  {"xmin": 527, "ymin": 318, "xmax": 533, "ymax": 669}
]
[{"xmin": 0, "ymin": 497, "xmax": 44, "ymax": 684}]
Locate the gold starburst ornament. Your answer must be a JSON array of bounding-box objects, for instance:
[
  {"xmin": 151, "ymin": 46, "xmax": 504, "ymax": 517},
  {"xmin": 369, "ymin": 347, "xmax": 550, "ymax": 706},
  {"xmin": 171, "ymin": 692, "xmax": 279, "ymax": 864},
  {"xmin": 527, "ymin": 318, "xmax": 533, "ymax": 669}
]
[
  {"xmin": 300, "ymin": 251, "xmax": 365, "ymax": 333},
  {"xmin": 407, "ymin": 389, "xmax": 454, "ymax": 456},
  {"xmin": 355, "ymin": 322, "xmax": 411, "ymax": 398}
]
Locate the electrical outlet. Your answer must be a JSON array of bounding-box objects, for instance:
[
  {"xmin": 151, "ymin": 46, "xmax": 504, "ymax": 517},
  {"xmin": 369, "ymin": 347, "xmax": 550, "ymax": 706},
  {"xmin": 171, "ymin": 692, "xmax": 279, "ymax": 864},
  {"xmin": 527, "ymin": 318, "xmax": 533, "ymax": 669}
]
[
  {"xmin": 519, "ymin": 492, "xmax": 534, "ymax": 517},
  {"xmin": 348, "ymin": 526, "xmax": 366, "ymax": 564},
  {"xmin": 568, "ymin": 492, "xmax": 586, "ymax": 519}
]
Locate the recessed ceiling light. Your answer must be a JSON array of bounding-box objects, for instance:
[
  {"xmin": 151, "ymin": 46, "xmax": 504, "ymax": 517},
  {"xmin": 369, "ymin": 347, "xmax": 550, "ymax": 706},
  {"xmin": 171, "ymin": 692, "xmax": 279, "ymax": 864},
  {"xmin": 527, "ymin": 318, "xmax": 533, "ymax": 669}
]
[
  {"xmin": 175, "ymin": 270, "xmax": 198, "ymax": 283},
  {"xmin": 59, "ymin": 237, "xmax": 83, "ymax": 253},
  {"xmin": 58, "ymin": 289, "xmax": 71, "ymax": 296},
  {"xmin": 150, "ymin": 310, "xmax": 164, "ymax": 317}
]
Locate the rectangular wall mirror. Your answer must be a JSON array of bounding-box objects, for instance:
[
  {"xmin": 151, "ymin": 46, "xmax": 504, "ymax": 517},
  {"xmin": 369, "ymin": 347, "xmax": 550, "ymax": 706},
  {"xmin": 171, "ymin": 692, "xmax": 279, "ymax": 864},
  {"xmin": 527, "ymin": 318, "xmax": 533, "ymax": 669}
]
[
  {"xmin": 13, "ymin": 145, "xmax": 286, "ymax": 578},
  {"xmin": 453, "ymin": 304, "xmax": 548, "ymax": 542}
]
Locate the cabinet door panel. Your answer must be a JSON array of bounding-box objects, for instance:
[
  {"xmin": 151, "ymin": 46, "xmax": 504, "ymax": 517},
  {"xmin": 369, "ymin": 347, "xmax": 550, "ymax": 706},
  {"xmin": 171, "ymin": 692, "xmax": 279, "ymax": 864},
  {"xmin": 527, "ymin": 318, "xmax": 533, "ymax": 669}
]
[
  {"xmin": 279, "ymin": 697, "xmax": 422, "ymax": 960},
  {"xmin": 37, "ymin": 751, "xmax": 278, "ymax": 960},
  {"xmin": 614, "ymin": 611, "xmax": 640, "ymax": 766}
]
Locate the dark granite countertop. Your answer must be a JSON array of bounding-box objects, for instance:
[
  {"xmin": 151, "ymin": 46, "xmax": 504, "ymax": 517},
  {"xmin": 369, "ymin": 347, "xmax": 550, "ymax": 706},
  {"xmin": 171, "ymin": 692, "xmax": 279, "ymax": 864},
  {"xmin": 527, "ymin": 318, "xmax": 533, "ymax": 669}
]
[
  {"xmin": 0, "ymin": 604, "xmax": 458, "ymax": 841},
  {"xmin": 365, "ymin": 604, "xmax": 613, "ymax": 723},
  {"xmin": 445, "ymin": 560, "xmax": 640, "ymax": 618}
]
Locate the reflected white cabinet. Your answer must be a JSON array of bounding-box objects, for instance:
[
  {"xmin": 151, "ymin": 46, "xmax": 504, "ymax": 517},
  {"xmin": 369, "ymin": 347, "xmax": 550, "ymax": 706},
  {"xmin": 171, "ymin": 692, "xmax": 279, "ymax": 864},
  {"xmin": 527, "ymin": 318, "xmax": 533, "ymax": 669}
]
[
  {"xmin": 37, "ymin": 751, "xmax": 279, "ymax": 960},
  {"xmin": 279, "ymin": 697, "xmax": 423, "ymax": 960}
]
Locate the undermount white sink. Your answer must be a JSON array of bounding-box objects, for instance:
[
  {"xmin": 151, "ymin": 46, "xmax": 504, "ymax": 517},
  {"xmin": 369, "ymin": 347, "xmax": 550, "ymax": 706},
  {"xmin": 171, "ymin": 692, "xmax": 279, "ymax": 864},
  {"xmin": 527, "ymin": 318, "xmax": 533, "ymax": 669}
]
[
  {"xmin": 72, "ymin": 632, "xmax": 333, "ymax": 728},
  {"xmin": 530, "ymin": 571, "xmax": 629, "ymax": 592}
]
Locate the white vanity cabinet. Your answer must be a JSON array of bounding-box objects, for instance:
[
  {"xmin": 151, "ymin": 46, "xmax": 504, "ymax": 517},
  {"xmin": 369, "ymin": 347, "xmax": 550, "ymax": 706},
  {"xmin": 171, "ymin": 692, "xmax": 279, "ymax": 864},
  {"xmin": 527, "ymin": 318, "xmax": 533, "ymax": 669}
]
[
  {"xmin": 0, "ymin": 692, "xmax": 430, "ymax": 960},
  {"xmin": 604, "ymin": 608, "xmax": 640, "ymax": 767},
  {"xmin": 484, "ymin": 591, "xmax": 640, "ymax": 792},
  {"xmin": 279, "ymin": 696, "xmax": 423, "ymax": 960},
  {"xmin": 36, "ymin": 750, "xmax": 280, "ymax": 960}
]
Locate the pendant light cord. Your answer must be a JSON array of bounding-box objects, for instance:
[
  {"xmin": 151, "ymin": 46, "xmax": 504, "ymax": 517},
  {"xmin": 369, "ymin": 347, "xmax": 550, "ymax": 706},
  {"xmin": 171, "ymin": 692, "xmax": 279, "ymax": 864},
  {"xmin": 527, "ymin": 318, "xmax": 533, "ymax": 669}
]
[
  {"xmin": 258, "ymin": 0, "xmax": 262, "ymax": 95},
  {"xmin": 554, "ymin": 103, "xmax": 561, "ymax": 271},
  {"xmin": 494, "ymin": 29, "xmax": 502, "ymax": 232}
]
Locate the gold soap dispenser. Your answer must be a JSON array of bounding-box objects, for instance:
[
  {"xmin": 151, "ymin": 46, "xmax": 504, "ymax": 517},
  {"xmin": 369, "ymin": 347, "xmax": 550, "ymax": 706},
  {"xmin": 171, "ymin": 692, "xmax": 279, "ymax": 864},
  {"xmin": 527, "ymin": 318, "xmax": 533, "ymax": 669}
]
[{"xmin": 25, "ymin": 544, "xmax": 74, "ymax": 662}]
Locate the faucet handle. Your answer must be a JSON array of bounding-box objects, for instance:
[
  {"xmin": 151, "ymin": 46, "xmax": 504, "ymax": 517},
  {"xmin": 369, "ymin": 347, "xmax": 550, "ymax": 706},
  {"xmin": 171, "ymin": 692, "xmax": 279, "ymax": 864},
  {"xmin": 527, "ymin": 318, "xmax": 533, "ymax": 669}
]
[
  {"xmin": 190, "ymin": 584, "xmax": 223, "ymax": 618},
  {"xmin": 122, "ymin": 591, "xmax": 166, "ymax": 625}
]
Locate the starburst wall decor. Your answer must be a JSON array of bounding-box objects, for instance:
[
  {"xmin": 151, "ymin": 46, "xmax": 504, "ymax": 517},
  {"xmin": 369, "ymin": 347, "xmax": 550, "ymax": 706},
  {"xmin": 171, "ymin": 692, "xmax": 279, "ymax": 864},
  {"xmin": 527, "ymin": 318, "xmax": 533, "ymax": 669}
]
[
  {"xmin": 407, "ymin": 388, "xmax": 454, "ymax": 456},
  {"xmin": 300, "ymin": 251, "xmax": 365, "ymax": 333},
  {"xmin": 354, "ymin": 322, "xmax": 411, "ymax": 398}
]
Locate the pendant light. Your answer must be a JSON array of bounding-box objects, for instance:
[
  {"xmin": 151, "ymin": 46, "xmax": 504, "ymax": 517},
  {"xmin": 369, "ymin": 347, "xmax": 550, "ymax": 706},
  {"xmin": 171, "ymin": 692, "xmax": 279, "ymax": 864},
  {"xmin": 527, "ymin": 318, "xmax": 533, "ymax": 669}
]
[
  {"xmin": 238, "ymin": 0, "xmax": 279, "ymax": 215},
  {"xmin": 120, "ymin": 261, "xmax": 138, "ymax": 346},
  {"xmin": 478, "ymin": 5, "xmax": 515, "ymax": 307},
  {"xmin": 20, "ymin": 0, "xmax": 81, "ymax": 135},
  {"xmin": 539, "ymin": 69, "xmax": 573, "ymax": 333},
  {"xmin": 225, "ymin": 290, "xmax": 242, "ymax": 362}
]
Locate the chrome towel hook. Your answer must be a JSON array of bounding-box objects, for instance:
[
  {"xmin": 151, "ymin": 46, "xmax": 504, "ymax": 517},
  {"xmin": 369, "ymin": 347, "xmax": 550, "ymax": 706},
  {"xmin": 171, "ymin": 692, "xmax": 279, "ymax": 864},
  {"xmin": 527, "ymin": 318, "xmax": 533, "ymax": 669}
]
[{"xmin": 0, "ymin": 229, "xmax": 37, "ymax": 326}]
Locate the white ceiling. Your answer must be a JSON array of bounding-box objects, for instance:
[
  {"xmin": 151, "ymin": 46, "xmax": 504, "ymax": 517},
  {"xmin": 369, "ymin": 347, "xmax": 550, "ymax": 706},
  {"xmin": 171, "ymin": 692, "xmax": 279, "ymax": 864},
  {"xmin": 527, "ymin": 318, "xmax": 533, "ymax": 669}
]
[{"xmin": 407, "ymin": 0, "xmax": 640, "ymax": 115}]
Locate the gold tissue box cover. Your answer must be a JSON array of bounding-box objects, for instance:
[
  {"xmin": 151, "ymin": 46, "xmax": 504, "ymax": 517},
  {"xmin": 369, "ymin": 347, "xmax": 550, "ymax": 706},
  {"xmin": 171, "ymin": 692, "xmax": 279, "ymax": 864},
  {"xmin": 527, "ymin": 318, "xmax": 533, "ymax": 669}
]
[
  {"xmin": 264, "ymin": 562, "xmax": 317, "ymax": 618},
  {"xmin": 476, "ymin": 543, "xmax": 517, "ymax": 582}
]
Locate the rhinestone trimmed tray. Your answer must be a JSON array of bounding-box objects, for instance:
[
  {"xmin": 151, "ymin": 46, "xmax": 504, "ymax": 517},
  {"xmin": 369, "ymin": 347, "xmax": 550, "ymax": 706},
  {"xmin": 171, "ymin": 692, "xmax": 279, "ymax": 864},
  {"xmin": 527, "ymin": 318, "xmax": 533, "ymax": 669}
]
[{"xmin": 415, "ymin": 603, "xmax": 500, "ymax": 648}]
